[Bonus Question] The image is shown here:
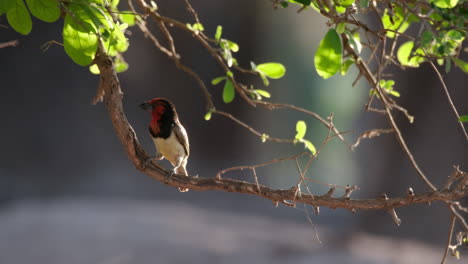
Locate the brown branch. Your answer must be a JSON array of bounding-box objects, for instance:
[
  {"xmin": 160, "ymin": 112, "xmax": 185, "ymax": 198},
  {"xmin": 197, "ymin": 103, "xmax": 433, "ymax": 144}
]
[
  {"xmin": 93, "ymin": 36, "xmax": 467, "ymax": 212},
  {"xmin": 342, "ymin": 34, "xmax": 437, "ymax": 191},
  {"xmin": 0, "ymin": 40, "xmax": 19, "ymax": 49},
  {"xmin": 441, "ymin": 213, "xmax": 456, "ymax": 264},
  {"xmin": 351, "ymin": 128, "xmax": 394, "ymax": 150}
]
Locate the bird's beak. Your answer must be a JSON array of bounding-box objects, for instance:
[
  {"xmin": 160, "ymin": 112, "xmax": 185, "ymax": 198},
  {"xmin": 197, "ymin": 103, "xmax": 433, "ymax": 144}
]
[{"xmin": 139, "ymin": 101, "xmax": 152, "ymax": 112}]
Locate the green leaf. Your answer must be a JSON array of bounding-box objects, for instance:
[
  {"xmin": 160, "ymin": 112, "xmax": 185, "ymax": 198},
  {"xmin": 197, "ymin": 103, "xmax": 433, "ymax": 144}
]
[
  {"xmin": 447, "ymin": 30, "xmax": 464, "ymax": 43},
  {"xmin": 189, "ymin": 22, "xmax": 204, "ymax": 32},
  {"xmin": 421, "ymin": 30, "xmax": 434, "ymax": 47},
  {"xmin": 119, "ymin": 12, "xmax": 136, "ymax": 26},
  {"xmin": 6, "ymin": 0, "xmax": 32, "ymax": 35},
  {"xmin": 258, "ymin": 72, "xmax": 269, "ymax": 86},
  {"xmin": 314, "ymin": 29, "xmax": 342, "ymax": 79},
  {"xmin": 211, "ymin": 76, "xmax": 226, "ymax": 85},
  {"xmin": 89, "ymin": 64, "xmax": 100, "ymax": 74},
  {"xmin": 341, "ymin": 59, "xmax": 354, "ymax": 75},
  {"xmin": 335, "ymin": 0, "xmax": 354, "ymax": 7},
  {"xmin": 0, "ymin": 0, "xmax": 15, "ymax": 15},
  {"xmin": 295, "ymin": 120, "xmax": 307, "ymax": 140},
  {"xmin": 431, "ymin": 0, "xmax": 458, "ymax": 9},
  {"xmin": 204, "ymin": 111, "xmax": 212, "ymax": 121},
  {"xmin": 381, "ymin": 7, "xmax": 416, "ymax": 38},
  {"xmin": 360, "ymin": 0, "xmax": 369, "ymax": 8},
  {"xmin": 303, "ymin": 139, "xmax": 317, "ymax": 155},
  {"xmin": 114, "ymin": 57, "xmax": 128, "ymax": 72},
  {"xmin": 215, "ymin": 25, "xmax": 222, "ymax": 42},
  {"xmin": 388, "ymin": 90, "xmax": 400, "ymax": 97},
  {"xmin": 459, "ymin": 115, "xmax": 468, "ymax": 123},
  {"xmin": 256, "ymin": 63, "xmax": 286, "ymax": 79},
  {"xmin": 452, "ymin": 58, "xmax": 468, "ymax": 73},
  {"xmin": 223, "ymin": 79, "xmax": 235, "ymax": 103},
  {"xmin": 63, "ymin": 13, "xmax": 98, "ymax": 66},
  {"xmin": 336, "ymin": 22, "xmax": 346, "ymax": 34},
  {"xmin": 111, "ymin": 0, "xmax": 120, "ymax": 7},
  {"xmin": 397, "ymin": 41, "xmax": 422, "ymax": 67},
  {"xmin": 254, "ymin": 89, "xmax": 271, "ymax": 98},
  {"xmin": 346, "ymin": 31, "xmax": 362, "ymax": 54},
  {"xmin": 225, "ymin": 39, "xmax": 239, "ymax": 52},
  {"xmin": 335, "ymin": 5, "xmax": 346, "ymax": 13},
  {"xmin": 25, "ymin": 0, "xmax": 60, "ymax": 23},
  {"xmin": 89, "ymin": 64, "xmax": 101, "ymax": 74}
]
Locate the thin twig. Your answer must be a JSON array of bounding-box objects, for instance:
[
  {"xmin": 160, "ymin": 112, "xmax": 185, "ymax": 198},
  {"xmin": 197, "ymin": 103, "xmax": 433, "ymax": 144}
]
[
  {"xmin": 441, "ymin": 213, "xmax": 456, "ymax": 264},
  {"xmin": 429, "ymin": 61, "xmax": 468, "ymax": 141},
  {"xmin": 0, "ymin": 40, "xmax": 19, "ymax": 48}
]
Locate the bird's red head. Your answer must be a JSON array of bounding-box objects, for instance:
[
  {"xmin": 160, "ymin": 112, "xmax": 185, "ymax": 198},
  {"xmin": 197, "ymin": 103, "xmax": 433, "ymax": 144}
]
[{"xmin": 139, "ymin": 98, "xmax": 177, "ymax": 136}]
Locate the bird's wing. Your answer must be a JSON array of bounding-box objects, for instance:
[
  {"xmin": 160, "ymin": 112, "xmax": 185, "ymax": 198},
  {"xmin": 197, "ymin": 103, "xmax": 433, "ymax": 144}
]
[{"xmin": 173, "ymin": 121, "xmax": 190, "ymax": 156}]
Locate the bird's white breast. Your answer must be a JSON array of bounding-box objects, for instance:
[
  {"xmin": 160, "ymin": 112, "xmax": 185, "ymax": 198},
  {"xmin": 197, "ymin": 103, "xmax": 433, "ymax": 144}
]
[{"xmin": 152, "ymin": 131, "xmax": 187, "ymax": 166}]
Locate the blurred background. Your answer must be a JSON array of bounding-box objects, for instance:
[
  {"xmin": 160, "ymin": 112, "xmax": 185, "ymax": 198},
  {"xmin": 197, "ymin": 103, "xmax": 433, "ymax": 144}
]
[{"xmin": 0, "ymin": 1, "xmax": 467, "ymax": 263}]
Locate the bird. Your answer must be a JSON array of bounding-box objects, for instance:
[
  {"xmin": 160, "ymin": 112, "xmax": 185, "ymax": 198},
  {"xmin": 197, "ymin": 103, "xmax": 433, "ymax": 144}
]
[{"xmin": 139, "ymin": 98, "xmax": 190, "ymax": 192}]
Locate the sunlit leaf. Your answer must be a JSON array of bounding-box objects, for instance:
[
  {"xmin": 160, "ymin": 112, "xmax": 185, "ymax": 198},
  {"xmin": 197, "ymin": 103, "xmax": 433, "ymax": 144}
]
[
  {"xmin": 26, "ymin": 0, "xmax": 60, "ymax": 22},
  {"xmin": 341, "ymin": 59, "xmax": 354, "ymax": 75},
  {"xmin": 335, "ymin": 0, "xmax": 354, "ymax": 7},
  {"xmin": 431, "ymin": 0, "xmax": 458, "ymax": 9},
  {"xmin": 295, "ymin": 120, "xmax": 307, "ymax": 140},
  {"xmin": 303, "ymin": 139, "xmax": 317, "ymax": 155},
  {"xmin": 255, "ymin": 89, "xmax": 271, "ymax": 98},
  {"xmin": 346, "ymin": 31, "xmax": 362, "ymax": 54},
  {"xmin": 256, "ymin": 63, "xmax": 286, "ymax": 79},
  {"xmin": 397, "ymin": 41, "xmax": 422, "ymax": 67},
  {"xmin": 204, "ymin": 112, "xmax": 212, "ymax": 121},
  {"xmin": 114, "ymin": 57, "xmax": 129, "ymax": 72},
  {"xmin": 452, "ymin": 58, "xmax": 468, "ymax": 73},
  {"xmin": 89, "ymin": 64, "xmax": 100, "ymax": 74},
  {"xmin": 314, "ymin": 29, "xmax": 342, "ymax": 79},
  {"xmin": 119, "ymin": 12, "xmax": 136, "ymax": 26},
  {"xmin": 63, "ymin": 13, "xmax": 98, "ymax": 66},
  {"xmin": 336, "ymin": 22, "xmax": 346, "ymax": 34},
  {"xmin": 211, "ymin": 76, "xmax": 226, "ymax": 85},
  {"xmin": 215, "ymin": 25, "xmax": 222, "ymax": 42}
]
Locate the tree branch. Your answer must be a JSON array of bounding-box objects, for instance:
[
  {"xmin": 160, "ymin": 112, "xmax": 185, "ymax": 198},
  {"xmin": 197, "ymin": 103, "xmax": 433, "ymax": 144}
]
[{"xmin": 94, "ymin": 40, "xmax": 467, "ymax": 212}]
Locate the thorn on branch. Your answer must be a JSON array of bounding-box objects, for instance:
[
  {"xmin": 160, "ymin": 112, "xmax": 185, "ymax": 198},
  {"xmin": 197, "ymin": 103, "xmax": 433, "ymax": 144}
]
[
  {"xmin": 388, "ymin": 208, "xmax": 402, "ymax": 226},
  {"xmin": 343, "ymin": 185, "xmax": 359, "ymax": 199},
  {"xmin": 325, "ymin": 187, "xmax": 336, "ymax": 198},
  {"xmin": 314, "ymin": 206, "xmax": 320, "ymax": 215},
  {"xmin": 407, "ymin": 187, "xmax": 415, "ymax": 198},
  {"xmin": 280, "ymin": 200, "xmax": 296, "ymax": 207}
]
